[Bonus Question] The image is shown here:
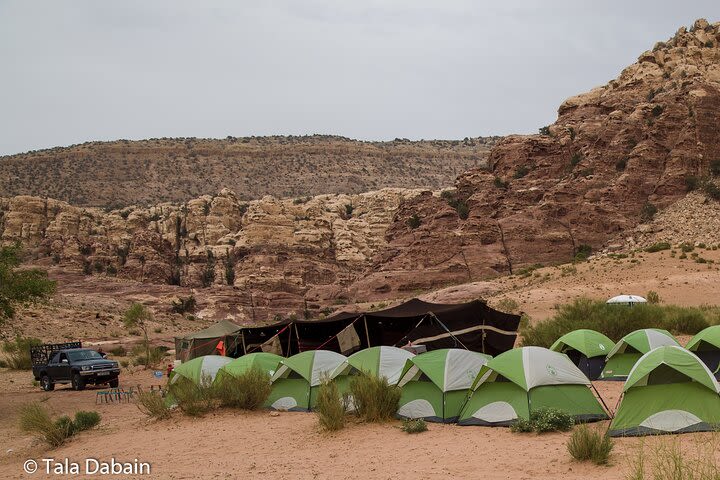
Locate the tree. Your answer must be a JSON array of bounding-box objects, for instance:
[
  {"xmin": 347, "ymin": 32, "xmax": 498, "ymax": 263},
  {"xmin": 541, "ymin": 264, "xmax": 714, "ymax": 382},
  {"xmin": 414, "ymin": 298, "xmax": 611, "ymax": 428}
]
[
  {"xmin": 123, "ymin": 303, "xmax": 152, "ymax": 369},
  {"xmin": 0, "ymin": 244, "xmax": 56, "ymax": 321}
]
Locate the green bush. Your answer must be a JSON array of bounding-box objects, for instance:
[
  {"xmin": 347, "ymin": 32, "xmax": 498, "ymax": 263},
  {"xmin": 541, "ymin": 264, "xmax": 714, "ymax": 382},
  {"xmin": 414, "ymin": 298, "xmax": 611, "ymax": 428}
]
[
  {"xmin": 644, "ymin": 242, "xmax": 671, "ymax": 253},
  {"xmin": 407, "ymin": 214, "xmax": 421, "ymax": 229},
  {"xmin": 2, "ymin": 336, "xmax": 42, "ymax": 370},
  {"xmin": 680, "ymin": 242, "xmax": 695, "ymax": 253},
  {"xmin": 615, "ymin": 158, "xmax": 627, "ymax": 171},
  {"xmin": 213, "ymin": 368, "xmax": 272, "ymax": 410},
  {"xmin": 493, "ymin": 176, "xmax": 509, "ymax": 190},
  {"xmin": 567, "ymin": 424, "xmax": 613, "ymax": 465},
  {"xmin": 640, "ymin": 202, "xmax": 658, "ymax": 222},
  {"xmin": 510, "ymin": 408, "xmax": 574, "ymax": 433},
  {"xmin": 349, "ymin": 374, "xmax": 401, "ymax": 423},
  {"xmin": 685, "ymin": 175, "xmax": 700, "ymax": 191},
  {"xmin": 109, "ymin": 346, "xmax": 126, "ymax": 356},
  {"xmin": 136, "ymin": 391, "xmax": 172, "ymax": 420},
  {"xmin": 401, "ymin": 418, "xmax": 428, "ymax": 434},
  {"xmin": 73, "ymin": 411, "xmax": 101, "ymax": 431},
  {"xmin": 520, "ymin": 297, "xmax": 712, "ymax": 348},
  {"xmin": 646, "ymin": 290, "xmax": 661, "ymax": 304},
  {"xmin": 171, "ymin": 295, "xmax": 196, "ymax": 314},
  {"xmin": 513, "ymin": 166, "xmax": 530, "ymax": 179},
  {"xmin": 315, "ymin": 379, "xmax": 345, "ymax": 431},
  {"xmin": 170, "ymin": 378, "xmax": 215, "ymax": 417},
  {"xmin": 19, "ymin": 404, "xmax": 100, "ymax": 447},
  {"xmin": 574, "ymin": 244, "xmax": 592, "ymax": 262}
]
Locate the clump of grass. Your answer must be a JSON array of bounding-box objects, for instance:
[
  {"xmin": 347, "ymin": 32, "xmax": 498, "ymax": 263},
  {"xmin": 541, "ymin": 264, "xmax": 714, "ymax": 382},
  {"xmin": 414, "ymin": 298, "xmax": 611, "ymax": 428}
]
[
  {"xmin": 567, "ymin": 424, "xmax": 613, "ymax": 465},
  {"xmin": 315, "ymin": 379, "xmax": 346, "ymax": 431},
  {"xmin": 350, "ymin": 374, "xmax": 401, "ymax": 423},
  {"xmin": 19, "ymin": 403, "xmax": 102, "ymax": 447},
  {"xmin": 3, "ymin": 336, "xmax": 42, "ymax": 370},
  {"xmin": 401, "ymin": 418, "xmax": 428, "ymax": 434},
  {"xmin": 136, "ymin": 391, "xmax": 172, "ymax": 420},
  {"xmin": 169, "ymin": 378, "xmax": 215, "ymax": 417},
  {"xmin": 626, "ymin": 435, "xmax": 720, "ymax": 479},
  {"xmin": 213, "ymin": 367, "xmax": 272, "ymax": 410},
  {"xmin": 510, "ymin": 408, "xmax": 574, "ymax": 434},
  {"xmin": 644, "ymin": 242, "xmax": 671, "ymax": 253},
  {"xmin": 520, "ymin": 297, "xmax": 714, "ymax": 348}
]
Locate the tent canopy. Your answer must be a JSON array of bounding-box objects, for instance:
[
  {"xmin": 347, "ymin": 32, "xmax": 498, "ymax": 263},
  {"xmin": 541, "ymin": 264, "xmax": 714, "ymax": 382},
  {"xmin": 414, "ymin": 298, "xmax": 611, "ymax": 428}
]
[
  {"xmin": 398, "ymin": 348, "xmax": 491, "ymax": 392},
  {"xmin": 550, "ymin": 329, "xmax": 614, "ymax": 358},
  {"xmin": 271, "ymin": 350, "xmax": 347, "ymax": 387},
  {"xmin": 331, "ymin": 346, "xmax": 414, "ymax": 385},
  {"xmin": 472, "ymin": 346, "xmax": 590, "ymax": 392},
  {"xmin": 606, "ymin": 329, "xmax": 679, "ymax": 358},
  {"xmin": 624, "ymin": 346, "xmax": 720, "ymax": 393},
  {"xmin": 607, "ymin": 295, "xmax": 647, "ymax": 305},
  {"xmin": 169, "ymin": 355, "xmax": 232, "ymax": 385},
  {"xmin": 686, "ymin": 325, "xmax": 720, "ymax": 352},
  {"xmin": 217, "ymin": 352, "xmax": 282, "ymax": 380}
]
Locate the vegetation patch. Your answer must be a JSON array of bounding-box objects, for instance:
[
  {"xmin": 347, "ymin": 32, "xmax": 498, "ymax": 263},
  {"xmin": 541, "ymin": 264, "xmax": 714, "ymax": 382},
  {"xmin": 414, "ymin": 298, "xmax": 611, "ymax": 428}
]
[
  {"xmin": 510, "ymin": 408, "xmax": 573, "ymax": 434},
  {"xmin": 349, "ymin": 374, "xmax": 401, "ymax": 423},
  {"xmin": 644, "ymin": 242, "xmax": 671, "ymax": 253},
  {"xmin": 315, "ymin": 379, "xmax": 346, "ymax": 431},
  {"xmin": 214, "ymin": 367, "xmax": 272, "ymax": 411},
  {"xmin": 567, "ymin": 424, "xmax": 613, "ymax": 465},
  {"xmin": 19, "ymin": 403, "xmax": 102, "ymax": 447},
  {"xmin": 401, "ymin": 418, "xmax": 428, "ymax": 434},
  {"xmin": 520, "ymin": 297, "xmax": 717, "ymax": 348}
]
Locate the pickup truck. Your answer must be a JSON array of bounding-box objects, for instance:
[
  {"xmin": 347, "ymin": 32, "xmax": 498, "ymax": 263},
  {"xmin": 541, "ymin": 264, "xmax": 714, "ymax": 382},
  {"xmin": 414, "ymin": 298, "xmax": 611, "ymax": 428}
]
[{"xmin": 31, "ymin": 342, "xmax": 121, "ymax": 391}]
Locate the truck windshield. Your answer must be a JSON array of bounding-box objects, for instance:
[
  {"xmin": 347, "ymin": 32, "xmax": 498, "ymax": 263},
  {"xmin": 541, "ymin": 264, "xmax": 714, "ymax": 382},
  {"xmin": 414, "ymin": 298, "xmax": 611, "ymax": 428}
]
[{"xmin": 67, "ymin": 350, "xmax": 103, "ymax": 361}]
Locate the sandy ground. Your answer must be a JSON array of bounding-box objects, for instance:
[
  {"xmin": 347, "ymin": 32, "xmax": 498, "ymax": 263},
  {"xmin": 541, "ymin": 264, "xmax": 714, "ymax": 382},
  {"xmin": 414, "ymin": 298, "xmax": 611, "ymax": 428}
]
[
  {"xmin": 2, "ymin": 250, "xmax": 720, "ymax": 479},
  {"xmin": 0, "ymin": 367, "xmax": 717, "ymax": 480}
]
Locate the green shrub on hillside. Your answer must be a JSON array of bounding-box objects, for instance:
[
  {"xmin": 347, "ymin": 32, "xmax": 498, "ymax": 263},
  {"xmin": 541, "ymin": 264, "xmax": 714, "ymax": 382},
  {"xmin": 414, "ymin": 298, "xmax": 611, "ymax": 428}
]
[
  {"xmin": 644, "ymin": 242, "xmax": 671, "ymax": 253},
  {"xmin": 520, "ymin": 297, "xmax": 714, "ymax": 348}
]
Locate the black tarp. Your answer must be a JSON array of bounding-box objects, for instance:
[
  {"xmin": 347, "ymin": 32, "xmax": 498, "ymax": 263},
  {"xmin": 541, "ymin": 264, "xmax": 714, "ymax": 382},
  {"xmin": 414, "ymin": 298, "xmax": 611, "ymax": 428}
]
[{"xmin": 231, "ymin": 298, "xmax": 520, "ymax": 358}]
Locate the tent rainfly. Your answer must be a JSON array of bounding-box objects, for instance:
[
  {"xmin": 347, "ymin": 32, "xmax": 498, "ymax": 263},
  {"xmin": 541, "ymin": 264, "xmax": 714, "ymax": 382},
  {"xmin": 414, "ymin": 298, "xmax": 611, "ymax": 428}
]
[
  {"xmin": 606, "ymin": 295, "xmax": 647, "ymax": 306},
  {"xmin": 174, "ymin": 319, "xmax": 242, "ymax": 362},
  {"xmin": 599, "ymin": 329, "xmax": 680, "ymax": 381},
  {"xmin": 550, "ymin": 329, "xmax": 615, "ymax": 380},
  {"xmin": 267, "ymin": 350, "xmax": 347, "ymax": 411},
  {"xmin": 330, "ymin": 346, "xmax": 415, "ymax": 386},
  {"xmin": 215, "ymin": 352, "xmax": 283, "ymax": 384},
  {"xmin": 169, "ymin": 355, "xmax": 233, "ymax": 386},
  {"xmin": 686, "ymin": 326, "xmax": 720, "ymax": 378},
  {"xmin": 457, "ymin": 347, "xmax": 608, "ymax": 426},
  {"xmin": 397, "ymin": 349, "xmax": 492, "ymax": 423},
  {"xmin": 609, "ymin": 346, "xmax": 720, "ymax": 436}
]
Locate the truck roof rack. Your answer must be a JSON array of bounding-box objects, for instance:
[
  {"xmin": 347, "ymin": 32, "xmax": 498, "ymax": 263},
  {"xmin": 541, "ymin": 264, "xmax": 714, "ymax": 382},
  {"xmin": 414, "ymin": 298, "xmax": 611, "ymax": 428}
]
[{"xmin": 30, "ymin": 341, "xmax": 82, "ymax": 366}]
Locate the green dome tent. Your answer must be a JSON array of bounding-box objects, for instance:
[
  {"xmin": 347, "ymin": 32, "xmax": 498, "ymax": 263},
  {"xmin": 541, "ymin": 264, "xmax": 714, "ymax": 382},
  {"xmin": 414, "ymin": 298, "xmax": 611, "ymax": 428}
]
[
  {"xmin": 331, "ymin": 346, "xmax": 415, "ymax": 385},
  {"xmin": 550, "ymin": 329, "xmax": 615, "ymax": 380},
  {"xmin": 600, "ymin": 329, "xmax": 680, "ymax": 380},
  {"xmin": 397, "ymin": 349, "xmax": 491, "ymax": 423},
  {"xmin": 686, "ymin": 326, "xmax": 720, "ymax": 378},
  {"xmin": 457, "ymin": 347, "xmax": 608, "ymax": 426},
  {"xmin": 169, "ymin": 355, "xmax": 233, "ymax": 387},
  {"xmin": 609, "ymin": 346, "xmax": 720, "ymax": 436},
  {"xmin": 268, "ymin": 350, "xmax": 347, "ymax": 411},
  {"xmin": 215, "ymin": 352, "xmax": 283, "ymax": 384}
]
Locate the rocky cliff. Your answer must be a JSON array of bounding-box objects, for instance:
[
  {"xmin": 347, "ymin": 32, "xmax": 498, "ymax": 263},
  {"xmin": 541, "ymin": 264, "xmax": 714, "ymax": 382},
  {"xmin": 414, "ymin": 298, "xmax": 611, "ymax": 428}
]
[
  {"xmin": 354, "ymin": 19, "xmax": 720, "ymax": 295},
  {"xmin": 0, "ymin": 135, "xmax": 497, "ymax": 207}
]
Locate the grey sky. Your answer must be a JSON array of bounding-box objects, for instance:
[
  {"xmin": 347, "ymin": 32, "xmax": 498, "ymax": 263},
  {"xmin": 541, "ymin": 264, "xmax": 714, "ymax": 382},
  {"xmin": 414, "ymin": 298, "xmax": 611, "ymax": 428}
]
[{"xmin": 0, "ymin": 1, "xmax": 716, "ymax": 156}]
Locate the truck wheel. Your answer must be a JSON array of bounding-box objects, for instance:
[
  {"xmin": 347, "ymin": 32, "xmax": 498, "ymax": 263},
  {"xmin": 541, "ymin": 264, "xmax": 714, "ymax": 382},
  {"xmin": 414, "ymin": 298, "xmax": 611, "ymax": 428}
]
[
  {"xmin": 109, "ymin": 378, "xmax": 119, "ymax": 388},
  {"xmin": 71, "ymin": 373, "xmax": 85, "ymax": 391},
  {"xmin": 40, "ymin": 375, "xmax": 55, "ymax": 391}
]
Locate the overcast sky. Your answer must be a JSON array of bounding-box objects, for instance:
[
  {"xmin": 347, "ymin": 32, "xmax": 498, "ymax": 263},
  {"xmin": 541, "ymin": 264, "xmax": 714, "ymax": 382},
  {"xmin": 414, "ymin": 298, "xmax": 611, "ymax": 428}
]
[{"xmin": 0, "ymin": 1, "xmax": 716, "ymax": 156}]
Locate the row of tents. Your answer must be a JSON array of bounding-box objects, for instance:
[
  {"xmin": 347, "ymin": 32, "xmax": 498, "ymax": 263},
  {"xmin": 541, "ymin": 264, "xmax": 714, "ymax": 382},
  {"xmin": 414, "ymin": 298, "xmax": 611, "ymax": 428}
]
[
  {"xmin": 170, "ymin": 324, "xmax": 720, "ymax": 437},
  {"xmin": 174, "ymin": 298, "xmax": 522, "ymax": 361},
  {"xmin": 550, "ymin": 326, "xmax": 720, "ymax": 380}
]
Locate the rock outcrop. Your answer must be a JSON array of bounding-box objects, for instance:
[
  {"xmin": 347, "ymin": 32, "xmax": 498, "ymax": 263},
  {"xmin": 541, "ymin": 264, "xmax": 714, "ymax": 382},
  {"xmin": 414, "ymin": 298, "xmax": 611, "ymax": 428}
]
[{"xmin": 357, "ymin": 19, "xmax": 720, "ymax": 294}]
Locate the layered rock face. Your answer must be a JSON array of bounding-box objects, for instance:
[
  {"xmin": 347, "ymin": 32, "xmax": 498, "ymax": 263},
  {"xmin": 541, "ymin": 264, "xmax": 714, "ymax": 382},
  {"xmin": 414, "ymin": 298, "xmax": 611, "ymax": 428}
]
[
  {"xmin": 358, "ymin": 19, "xmax": 720, "ymax": 295},
  {"xmin": 0, "ymin": 135, "xmax": 497, "ymax": 207},
  {"xmin": 0, "ymin": 188, "xmax": 424, "ymax": 321}
]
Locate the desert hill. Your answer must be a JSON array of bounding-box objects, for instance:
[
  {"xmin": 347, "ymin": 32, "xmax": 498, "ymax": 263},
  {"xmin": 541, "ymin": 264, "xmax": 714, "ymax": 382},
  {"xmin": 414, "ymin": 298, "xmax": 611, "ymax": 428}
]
[{"xmin": 0, "ymin": 135, "xmax": 498, "ymax": 207}]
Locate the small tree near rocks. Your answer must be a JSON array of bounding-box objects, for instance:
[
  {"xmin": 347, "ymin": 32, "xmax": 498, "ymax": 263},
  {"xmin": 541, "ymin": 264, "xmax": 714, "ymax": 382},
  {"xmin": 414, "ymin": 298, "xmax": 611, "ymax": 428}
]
[{"xmin": 123, "ymin": 303, "xmax": 152, "ymax": 369}]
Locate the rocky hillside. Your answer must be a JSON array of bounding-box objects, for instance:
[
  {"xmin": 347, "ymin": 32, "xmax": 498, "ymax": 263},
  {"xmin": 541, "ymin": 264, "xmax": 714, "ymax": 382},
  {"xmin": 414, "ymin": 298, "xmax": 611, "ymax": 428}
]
[
  {"xmin": 352, "ymin": 19, "xmax": 720, "ymax": 295},
  {"xmin": 1, "ymin": 20, "xmax": 719, "ymax": 327},
  {"xmin": 0, "ymin": 135, "xmax": 498, "ymax": 207}
]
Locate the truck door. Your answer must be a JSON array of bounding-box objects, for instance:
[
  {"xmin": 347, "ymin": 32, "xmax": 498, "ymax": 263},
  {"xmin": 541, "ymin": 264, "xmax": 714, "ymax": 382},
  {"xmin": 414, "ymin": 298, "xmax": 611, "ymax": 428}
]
[{"xmin": 56, "ymin": 352, "xmax": 71, "ymax": 381}]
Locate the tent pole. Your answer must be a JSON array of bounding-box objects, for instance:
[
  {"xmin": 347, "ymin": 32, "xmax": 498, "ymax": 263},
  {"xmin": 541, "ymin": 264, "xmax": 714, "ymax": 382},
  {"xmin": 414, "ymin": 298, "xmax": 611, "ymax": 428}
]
[
  {"xmin": 287, "ymin": 324, "xmax": 293, "ymax": 357},
  {"xmin": 591, "ymin": 382, "xmax": 614, "ymax": 419},
  {"xmin": 430, "ymin": 312, "xmax": 469, "ymax": 350},
  {"xmin": 241, "ymin": 332, "xmax": 247, "ymax": 356},
  {"xmin": 392, "ymin": 315, "xmax": 427, "ymax": 347},
  {"xmin": 363, "ymin": 316, "xmax": 371, "ymax": 347}
]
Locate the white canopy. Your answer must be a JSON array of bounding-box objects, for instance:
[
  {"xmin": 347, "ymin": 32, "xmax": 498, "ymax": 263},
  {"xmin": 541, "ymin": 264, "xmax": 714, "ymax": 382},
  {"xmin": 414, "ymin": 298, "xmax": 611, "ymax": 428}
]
[{"xmin": 607, "ymin": 294, "xmax": 647, "ymax": 305}]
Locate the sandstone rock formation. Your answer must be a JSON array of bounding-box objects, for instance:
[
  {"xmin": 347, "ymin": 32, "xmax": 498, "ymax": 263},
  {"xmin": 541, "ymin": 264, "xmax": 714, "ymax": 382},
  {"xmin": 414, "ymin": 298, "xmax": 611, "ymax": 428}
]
[{"xmin": 358, "ymin": 19, "xmax": 720, "ymax": 295}]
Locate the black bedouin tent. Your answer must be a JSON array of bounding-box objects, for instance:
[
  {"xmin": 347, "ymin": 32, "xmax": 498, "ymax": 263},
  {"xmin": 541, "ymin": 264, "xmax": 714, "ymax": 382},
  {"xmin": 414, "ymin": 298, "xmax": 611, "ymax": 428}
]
[
  {"xmin": 176, "ymin": 299, "xmax": 521, "ymax": 360},
  {"xmin": 177, "ymin": 298, "xmax": 520, "ymax": 360}
]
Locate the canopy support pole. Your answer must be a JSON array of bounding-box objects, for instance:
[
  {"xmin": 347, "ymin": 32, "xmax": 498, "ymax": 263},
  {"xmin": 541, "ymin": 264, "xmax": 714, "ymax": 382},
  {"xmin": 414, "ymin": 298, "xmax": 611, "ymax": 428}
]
[
  {"xmin": 363, "ymin": 316, "xmax": 371, "ymax": 347},
  {"xmin": 591, "ymin": 382, "xmax": 614, "ymax": 419},
  {"xmin": 429, "ymin": 312, "xmax": 469, "ymax": 350}
]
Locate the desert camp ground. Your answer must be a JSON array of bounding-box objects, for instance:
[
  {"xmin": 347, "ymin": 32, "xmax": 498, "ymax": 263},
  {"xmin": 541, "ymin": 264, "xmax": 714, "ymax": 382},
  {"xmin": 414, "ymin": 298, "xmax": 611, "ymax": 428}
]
[{"xmin": 4, "ymin": 252, "xmax": 720, "ymax": 479}]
